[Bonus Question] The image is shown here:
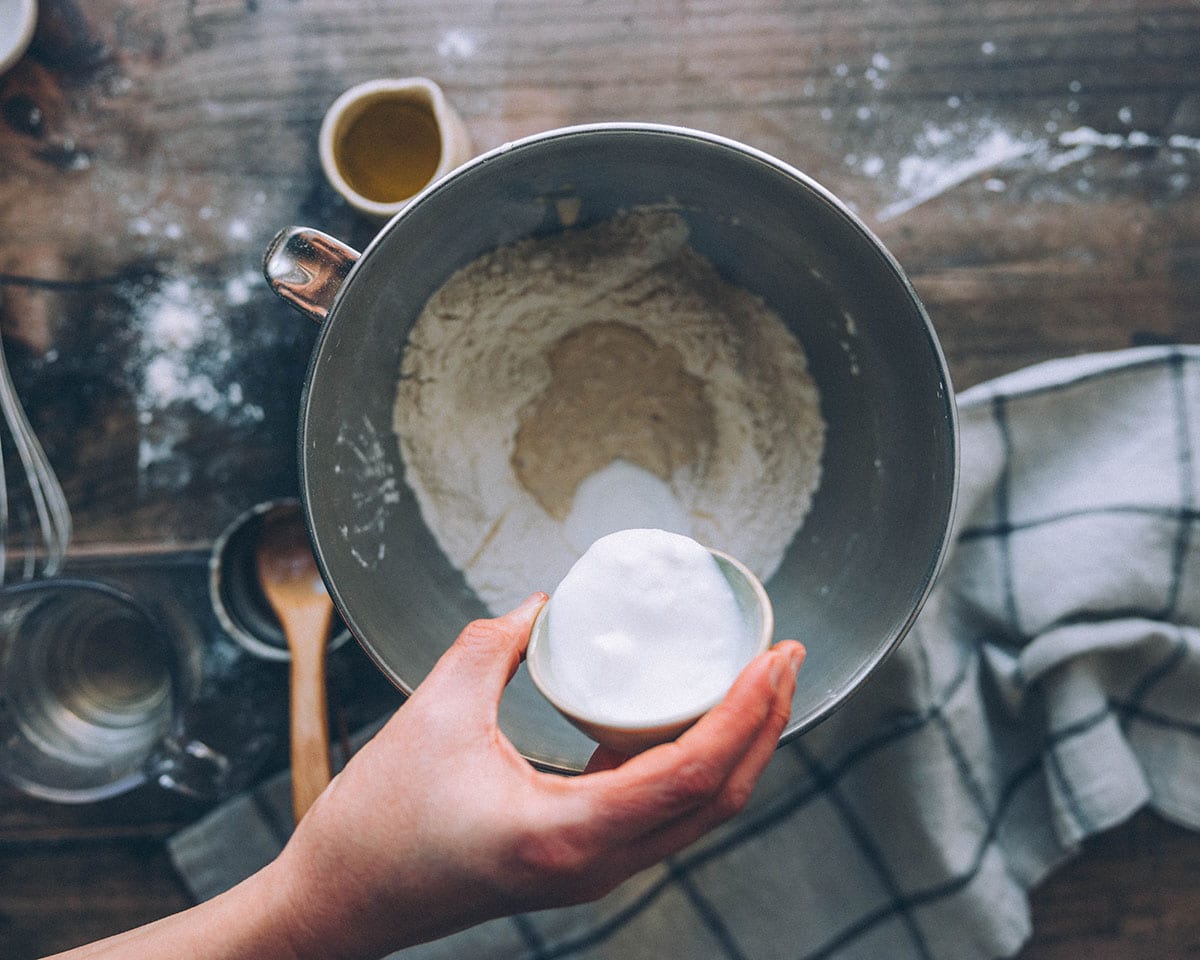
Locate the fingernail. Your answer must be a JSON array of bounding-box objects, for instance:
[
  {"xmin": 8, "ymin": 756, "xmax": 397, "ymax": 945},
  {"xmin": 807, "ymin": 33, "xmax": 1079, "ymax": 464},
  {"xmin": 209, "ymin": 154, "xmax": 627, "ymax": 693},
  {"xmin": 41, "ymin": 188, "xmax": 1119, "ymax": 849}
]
[
  {"xmin": 769, "ymin": 656, "xmax": 787, "ymax": 693},
  {"xmin": 518, "ymin": 592, "xmax": 549, "ymax": 613},
  {"xmin": 788, "ymin": 644, "xmax": 806, "ymax": 675}
]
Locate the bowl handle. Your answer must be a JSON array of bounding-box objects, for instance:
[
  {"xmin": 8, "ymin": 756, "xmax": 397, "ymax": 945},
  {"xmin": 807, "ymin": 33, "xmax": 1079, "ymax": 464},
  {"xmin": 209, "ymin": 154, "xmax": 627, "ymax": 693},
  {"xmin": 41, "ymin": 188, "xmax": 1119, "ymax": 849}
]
[{"xmin": 263, "ymin": 226, "xmax": 360, "ymax": 323}]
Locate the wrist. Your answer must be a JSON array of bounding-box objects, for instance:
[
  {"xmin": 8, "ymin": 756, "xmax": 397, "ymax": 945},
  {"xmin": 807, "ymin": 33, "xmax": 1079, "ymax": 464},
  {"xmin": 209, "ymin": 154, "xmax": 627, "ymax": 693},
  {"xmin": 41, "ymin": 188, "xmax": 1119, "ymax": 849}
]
[
  {"xmin": 258, "ymin": 843, "xmax": 365, "ymax": 960},
  {"xmin": 265, "ymin": 819, "xmax": 390, "ymax": 960},
  {"xmin": 244, "ymin": 858, "xmax": 317, "ymax": 960}
]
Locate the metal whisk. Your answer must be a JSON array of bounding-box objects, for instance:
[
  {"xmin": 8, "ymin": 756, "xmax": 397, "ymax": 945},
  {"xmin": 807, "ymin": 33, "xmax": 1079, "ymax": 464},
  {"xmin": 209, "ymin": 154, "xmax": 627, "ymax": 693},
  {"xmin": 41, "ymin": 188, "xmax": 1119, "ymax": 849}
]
[{"xmin": 0, "ymin": 330, "xmax": 71, "ymax": 584}]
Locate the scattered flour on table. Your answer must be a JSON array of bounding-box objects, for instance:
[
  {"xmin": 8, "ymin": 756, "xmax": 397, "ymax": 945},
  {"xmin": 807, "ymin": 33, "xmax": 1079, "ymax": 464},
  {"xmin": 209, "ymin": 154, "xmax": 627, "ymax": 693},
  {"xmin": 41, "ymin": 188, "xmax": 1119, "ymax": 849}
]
[
  {"xmin": 392, "ymin": 209, "xmax": 825, "ymax": 615},
  {"xmin": 129, "ymin": 272, "xmax": 267, "ymax": 490}
]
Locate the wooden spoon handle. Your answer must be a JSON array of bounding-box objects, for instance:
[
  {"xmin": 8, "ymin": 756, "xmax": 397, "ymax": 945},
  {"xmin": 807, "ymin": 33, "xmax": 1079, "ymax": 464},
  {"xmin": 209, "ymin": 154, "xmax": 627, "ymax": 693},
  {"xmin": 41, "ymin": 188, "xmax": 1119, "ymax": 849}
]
[{"xmin": 284, "ymin": 602, "xmax": 335, "ymax": 823}]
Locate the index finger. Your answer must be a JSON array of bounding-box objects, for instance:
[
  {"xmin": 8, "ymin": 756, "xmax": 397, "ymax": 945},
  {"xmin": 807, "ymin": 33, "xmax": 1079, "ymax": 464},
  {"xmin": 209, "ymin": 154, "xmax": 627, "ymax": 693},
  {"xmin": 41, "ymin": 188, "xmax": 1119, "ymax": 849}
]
[{"xmin": 577, "ymin": 641, "xmax": 804, "ymax": 838}]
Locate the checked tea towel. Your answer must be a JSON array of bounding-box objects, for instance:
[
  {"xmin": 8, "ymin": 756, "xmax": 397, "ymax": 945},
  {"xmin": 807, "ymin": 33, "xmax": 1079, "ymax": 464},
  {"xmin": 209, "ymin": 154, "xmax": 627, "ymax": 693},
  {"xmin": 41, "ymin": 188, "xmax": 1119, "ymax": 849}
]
[{"xmin": 169, "ymin": 344, "xmax": 1200, "ymax": 960}]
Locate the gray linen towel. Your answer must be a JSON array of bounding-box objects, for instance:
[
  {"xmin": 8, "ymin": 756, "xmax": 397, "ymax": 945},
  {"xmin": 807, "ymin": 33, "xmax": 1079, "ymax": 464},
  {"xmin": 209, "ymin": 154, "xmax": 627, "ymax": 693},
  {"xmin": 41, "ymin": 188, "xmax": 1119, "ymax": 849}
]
[{"xmin": 169, "ymin": 344, "xmax": 1200, "ymax": 960}]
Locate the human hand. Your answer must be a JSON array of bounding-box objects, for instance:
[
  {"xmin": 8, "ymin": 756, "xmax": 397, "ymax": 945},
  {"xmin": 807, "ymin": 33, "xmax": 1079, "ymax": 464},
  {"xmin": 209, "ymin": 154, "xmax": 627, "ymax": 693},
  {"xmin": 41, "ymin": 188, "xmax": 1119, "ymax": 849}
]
[{"xmin": 270, "ymin": 593, "xmax": 804, "ymax": 960}]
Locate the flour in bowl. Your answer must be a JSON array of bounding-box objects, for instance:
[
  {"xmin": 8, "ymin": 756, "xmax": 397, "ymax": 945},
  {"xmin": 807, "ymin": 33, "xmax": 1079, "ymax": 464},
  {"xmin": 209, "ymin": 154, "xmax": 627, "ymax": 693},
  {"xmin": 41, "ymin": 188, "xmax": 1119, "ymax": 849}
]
[{"xmin": 392, "ymin": 209, "xmax": 824, "ymax": 614}]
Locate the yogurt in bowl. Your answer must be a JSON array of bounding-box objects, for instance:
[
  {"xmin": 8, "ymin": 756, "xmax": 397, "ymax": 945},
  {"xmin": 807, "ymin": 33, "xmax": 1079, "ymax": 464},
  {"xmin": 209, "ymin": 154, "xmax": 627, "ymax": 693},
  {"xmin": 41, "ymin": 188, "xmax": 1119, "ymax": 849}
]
[{"xmin": 526, "ymin": 528, "xmax": 773, "ymax": 754}]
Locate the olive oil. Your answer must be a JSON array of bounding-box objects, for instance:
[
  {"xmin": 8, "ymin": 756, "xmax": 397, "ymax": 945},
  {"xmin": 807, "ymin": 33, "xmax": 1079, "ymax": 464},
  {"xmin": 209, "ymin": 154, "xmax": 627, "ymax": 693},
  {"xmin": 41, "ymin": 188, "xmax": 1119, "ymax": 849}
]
[{"xmin": 335, "ymin": 98, "xmax": 443, "ymax": 203}]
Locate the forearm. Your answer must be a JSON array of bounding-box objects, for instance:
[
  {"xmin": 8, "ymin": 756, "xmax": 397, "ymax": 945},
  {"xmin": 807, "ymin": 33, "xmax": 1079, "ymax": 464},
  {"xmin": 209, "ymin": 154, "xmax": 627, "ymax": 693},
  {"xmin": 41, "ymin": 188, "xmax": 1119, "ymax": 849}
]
[{"xmin": 45, "ymin": 860, "xmax": 308, "ymax": 960}]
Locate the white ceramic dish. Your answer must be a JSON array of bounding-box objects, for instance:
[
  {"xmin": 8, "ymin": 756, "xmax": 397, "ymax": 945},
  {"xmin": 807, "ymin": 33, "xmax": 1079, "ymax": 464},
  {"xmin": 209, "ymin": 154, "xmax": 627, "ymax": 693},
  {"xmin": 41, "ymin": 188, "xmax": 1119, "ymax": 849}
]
[{"xmin": 525, "ymin": 546, "xmax": 774, "ymax": 755}]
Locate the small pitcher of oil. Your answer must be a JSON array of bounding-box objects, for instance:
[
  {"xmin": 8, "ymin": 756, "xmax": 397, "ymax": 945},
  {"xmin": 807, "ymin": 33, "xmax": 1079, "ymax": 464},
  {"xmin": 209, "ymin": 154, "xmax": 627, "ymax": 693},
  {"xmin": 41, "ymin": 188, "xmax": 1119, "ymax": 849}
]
[{"xmin": 319, "ymin": 77, "xmax": 473, "ymax": 218}]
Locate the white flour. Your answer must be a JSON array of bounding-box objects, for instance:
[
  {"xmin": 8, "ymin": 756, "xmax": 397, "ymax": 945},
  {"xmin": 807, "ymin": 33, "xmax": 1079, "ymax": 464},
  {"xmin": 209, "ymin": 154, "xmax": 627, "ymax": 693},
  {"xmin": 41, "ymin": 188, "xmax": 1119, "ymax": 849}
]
[
  {"xmin": 131, "ymin": 273, "xmax": 266, "ymax": 490},
  {"xmin": 393, "ymin": 209, "xmax": 825, "ymax": 614}
]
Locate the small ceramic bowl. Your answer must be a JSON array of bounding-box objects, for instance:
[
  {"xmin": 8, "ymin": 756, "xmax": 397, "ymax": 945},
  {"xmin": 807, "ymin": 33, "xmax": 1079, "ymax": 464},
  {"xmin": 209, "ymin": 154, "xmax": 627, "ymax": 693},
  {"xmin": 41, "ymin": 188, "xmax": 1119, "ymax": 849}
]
[
  {"xmin": 0, "ymin": 0, "xmax": 37, "ymax": 76},
  {"xmin": 318, "ymin": 77, "xmax": 473, "ymax": 219},
  {"xmin": 209, "ymin": 498, "xmax": 351, "ymax": 662},
  {"xmin": 525, "ymin": 547, "xmax": 774, "ymax": 755}
]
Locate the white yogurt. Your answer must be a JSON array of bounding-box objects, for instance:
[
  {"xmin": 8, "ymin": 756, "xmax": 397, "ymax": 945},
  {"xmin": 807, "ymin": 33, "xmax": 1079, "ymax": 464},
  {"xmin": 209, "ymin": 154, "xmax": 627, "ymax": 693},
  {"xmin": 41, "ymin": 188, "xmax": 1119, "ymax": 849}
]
[
  {"xmin": 542, "ymin": 528, "xmax": 750, "ymax": 725},
  {"xmin": 563, "ymin": 459, "xmax": 692, "ymax": 555}
]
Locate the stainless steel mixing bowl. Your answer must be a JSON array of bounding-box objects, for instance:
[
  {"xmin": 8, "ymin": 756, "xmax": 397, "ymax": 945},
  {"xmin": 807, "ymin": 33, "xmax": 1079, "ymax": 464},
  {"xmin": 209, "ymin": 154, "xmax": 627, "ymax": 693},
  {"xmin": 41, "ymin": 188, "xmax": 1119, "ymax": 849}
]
[{"xmin": 264, "ymin": 123, "xmax": 959, "ymax": 773}]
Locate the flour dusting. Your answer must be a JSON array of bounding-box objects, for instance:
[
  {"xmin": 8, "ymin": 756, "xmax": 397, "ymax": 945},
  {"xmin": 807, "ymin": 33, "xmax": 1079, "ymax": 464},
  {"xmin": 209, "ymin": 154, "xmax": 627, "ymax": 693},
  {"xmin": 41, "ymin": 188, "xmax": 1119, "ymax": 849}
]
[
  {"xmin": 130, "ymin": 273, "xmax": 266, "ymax": 489},
  {"xmin": 392, "ymin": 209, "xmax": 825, "ymax": 615},
  {"xmin": 861, "ymin": 114, "xmax": 1200, "ymax": 222}
]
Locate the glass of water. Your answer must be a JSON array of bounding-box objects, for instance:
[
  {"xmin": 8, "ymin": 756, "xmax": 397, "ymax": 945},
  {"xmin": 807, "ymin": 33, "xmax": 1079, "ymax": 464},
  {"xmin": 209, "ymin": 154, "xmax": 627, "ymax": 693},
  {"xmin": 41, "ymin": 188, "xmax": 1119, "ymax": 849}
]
[{"xmin": 0, "ymin": 579, "xmax": 227, "ymax": 803}]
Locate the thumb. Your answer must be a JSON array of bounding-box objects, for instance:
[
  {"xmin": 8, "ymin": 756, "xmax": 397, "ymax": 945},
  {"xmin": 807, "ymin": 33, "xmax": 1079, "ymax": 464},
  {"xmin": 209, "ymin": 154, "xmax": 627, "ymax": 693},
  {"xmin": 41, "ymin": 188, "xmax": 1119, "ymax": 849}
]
[{"xmin": 426, "ymin": 592, "xmax": 548, "ymax": 709}]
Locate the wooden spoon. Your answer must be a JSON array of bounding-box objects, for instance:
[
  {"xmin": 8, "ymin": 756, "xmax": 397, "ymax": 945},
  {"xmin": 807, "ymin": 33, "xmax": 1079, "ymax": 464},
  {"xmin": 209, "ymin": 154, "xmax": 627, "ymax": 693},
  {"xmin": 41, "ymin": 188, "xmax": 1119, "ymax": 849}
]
[{"xmin": 254, "ymin": 503, "xmax": 334, "ymax": 823}]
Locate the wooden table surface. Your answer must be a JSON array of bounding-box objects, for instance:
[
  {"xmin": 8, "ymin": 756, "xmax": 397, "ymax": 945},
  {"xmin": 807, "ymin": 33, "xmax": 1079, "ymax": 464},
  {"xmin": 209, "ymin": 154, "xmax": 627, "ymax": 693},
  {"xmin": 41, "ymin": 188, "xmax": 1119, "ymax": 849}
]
[{"xmin": 1, "ymin": 0, "xmax": 1198, "ymax": 956}]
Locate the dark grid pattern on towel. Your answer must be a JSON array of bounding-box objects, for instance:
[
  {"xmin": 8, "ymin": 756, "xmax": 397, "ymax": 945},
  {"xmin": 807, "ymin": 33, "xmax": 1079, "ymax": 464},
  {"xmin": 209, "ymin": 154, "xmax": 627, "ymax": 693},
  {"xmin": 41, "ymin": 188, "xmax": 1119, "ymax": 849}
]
[{"xmin": 168, "ymin": 346, "xmax": 1200, "ymax": 960}]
